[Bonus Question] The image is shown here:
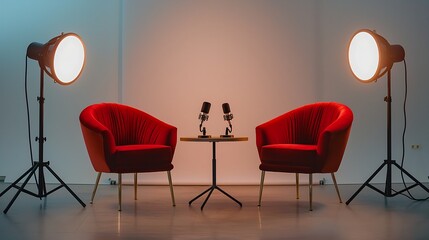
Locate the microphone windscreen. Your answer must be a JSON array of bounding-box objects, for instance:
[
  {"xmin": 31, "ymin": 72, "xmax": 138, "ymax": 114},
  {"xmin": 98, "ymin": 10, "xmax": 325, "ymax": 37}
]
[
  {"xmin": 201, "ymin": 102, "xmax": 211, "ymax": 114},
  {"xmin": 222, "ymin": 103, "xmax": 231, "ymax": 114}
]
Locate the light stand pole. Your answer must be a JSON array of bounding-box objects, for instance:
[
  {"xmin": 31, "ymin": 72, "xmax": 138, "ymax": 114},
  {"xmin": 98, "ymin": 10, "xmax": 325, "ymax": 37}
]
[
  {"xmin": 346, "ymin": 29, "xmax": 429, "ymax": 204},
  {"xmin": 0, "ymin": 33, "xmax": 87, "ymax": 213},
  {"xmin": 346, "ymin": 70, "xmax": 429, "ymax": 204},
  {"xmin": 0, "ymin": 69, "xmax": 86, "ymax": 213}
]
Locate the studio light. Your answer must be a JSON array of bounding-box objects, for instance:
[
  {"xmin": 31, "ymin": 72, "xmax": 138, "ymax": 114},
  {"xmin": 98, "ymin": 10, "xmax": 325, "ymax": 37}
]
[
  {"xmin": 346, "ymin": 29, "xmax": 429, "ymax": 205},
  {"xmin": 0, "ymin": 33, "xmax": 86, "ymax": 213},
  {"xmin": 198, "ymin": 102, "xmax": 211, "ymax": 138},
  {"xmin": 348, "ymin": 29, "xmax": 404, "ymax": 82},
  {"xmin": 220, "ymin": 103, "xmax": 234, "ymax": 138},
  {"xmin": 27, "ymin": 33, "xmax": 85, "ymax": 85}
]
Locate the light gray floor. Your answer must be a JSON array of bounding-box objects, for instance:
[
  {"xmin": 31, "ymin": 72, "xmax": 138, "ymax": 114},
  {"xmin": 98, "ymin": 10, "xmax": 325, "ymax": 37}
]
[{"xmin": 0, "ymin": 182, "xmax": 428, "ymax": 240}]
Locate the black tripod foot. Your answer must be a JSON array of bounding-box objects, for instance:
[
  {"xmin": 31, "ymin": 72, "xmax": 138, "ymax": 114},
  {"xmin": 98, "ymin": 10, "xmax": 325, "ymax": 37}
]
[
  {"xmin": 188, "ymin": 185, "xmax": 242, "ymax": 210},
  {"xmin": 0, "ymin": 162, "xmax": 86, "ymax": 214},
  {"xmin": 346, "ymin": 160, "xmax": 429, "ymax": 205}
]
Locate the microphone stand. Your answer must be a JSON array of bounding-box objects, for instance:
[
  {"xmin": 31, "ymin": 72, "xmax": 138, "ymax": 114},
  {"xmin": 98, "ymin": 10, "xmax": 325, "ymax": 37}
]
[
  {"xmin": 221, "ymin": 120, "xmax": 233, "ymax": 138},
  {"xmin": 198, "ymin": 116, "xmax": 210, "ymax": 138}
]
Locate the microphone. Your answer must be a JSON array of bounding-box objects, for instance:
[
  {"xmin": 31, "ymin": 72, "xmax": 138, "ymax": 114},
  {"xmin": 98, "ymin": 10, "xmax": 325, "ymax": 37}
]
[
  {"xmin": 221, "ymin": 103, "xmax": 234, "ymax": 137},
  {"xmin": 222, "ymin": 103, "xmax": 233, "ymax": 121},
  {"xmin": 198, "ymin": 101, "xmax": 211, "ymax": 122},
  {"xmin": 198, "ymin": 102, "xmax": 211, "ymax": 138}
]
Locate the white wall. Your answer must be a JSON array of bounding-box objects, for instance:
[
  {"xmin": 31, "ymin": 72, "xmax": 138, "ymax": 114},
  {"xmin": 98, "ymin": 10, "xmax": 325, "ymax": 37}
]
[
  {"xmin": 122, "ymin": 0, "xmax": 318, "ymax": 185},
  {"xmin": 1, "ymin": 0, "xmax": 429, "ymax": 186}
]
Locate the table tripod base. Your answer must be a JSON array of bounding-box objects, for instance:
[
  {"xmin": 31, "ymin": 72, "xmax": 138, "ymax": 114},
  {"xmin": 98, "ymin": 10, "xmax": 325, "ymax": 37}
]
[{"xmin": 189, "ymin": 185, "xmax": 242, "ymax": 210}]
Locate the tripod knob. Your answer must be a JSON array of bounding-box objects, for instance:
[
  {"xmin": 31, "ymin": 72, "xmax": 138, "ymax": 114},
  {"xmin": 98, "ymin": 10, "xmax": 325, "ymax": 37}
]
[{"xmin": 35, "ymin": 137, "xmax": 47, "ymax": 142}]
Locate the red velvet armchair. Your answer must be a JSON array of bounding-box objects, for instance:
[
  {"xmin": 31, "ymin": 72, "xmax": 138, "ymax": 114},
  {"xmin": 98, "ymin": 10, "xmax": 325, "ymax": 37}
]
[
  {"xmin": 79, "ymin": 103, "xmax": 177, "ymax": 211},
  {"xmin": 256, "ymin": 102, "xmax": 353, "ymax": 210}
]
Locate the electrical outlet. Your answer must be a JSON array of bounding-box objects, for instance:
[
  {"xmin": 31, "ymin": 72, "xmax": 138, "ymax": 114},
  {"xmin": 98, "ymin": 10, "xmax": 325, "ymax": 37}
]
[
  {"xmin": 108, "ymin": 178, "xmax": 117, "ymax": 185},
  {"xmin": 411, "ymin": 144, "xmax": 421, "ymax": 150}
]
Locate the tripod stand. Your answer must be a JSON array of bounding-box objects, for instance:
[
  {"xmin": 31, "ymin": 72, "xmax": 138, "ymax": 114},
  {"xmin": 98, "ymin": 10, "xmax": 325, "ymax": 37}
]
[
  {"xmin": 346, "ymin": 70, "xmax": 429, "ymax": 204},
  {"xmin": 0, "ymin": 69, "xmax": 86, "ymax": 213}
]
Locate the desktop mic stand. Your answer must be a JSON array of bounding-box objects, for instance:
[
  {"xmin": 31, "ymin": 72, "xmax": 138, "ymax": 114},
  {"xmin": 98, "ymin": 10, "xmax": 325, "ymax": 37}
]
[
  {"xmin": 198, "ymin": 119, "xmax": 210, "ymax": 138},
  {"xmin": 221, "ymin": 123, "xmax": 233, "ymax": 138}
]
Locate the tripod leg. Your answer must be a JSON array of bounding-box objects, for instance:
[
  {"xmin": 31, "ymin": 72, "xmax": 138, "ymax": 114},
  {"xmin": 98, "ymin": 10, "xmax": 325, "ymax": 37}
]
[
  {"xmin": 346, "ymin": 161, "xmax": 387, "ymax": 205},
  {"xmin": 189, "ymin": 187, "xmax": 212, "ymax": 205},
  {"xmin": 44, "ymin": 164, "xmax": 86, "ymax": 207},
  {"xmin": 200, "ymin": 187, "xmax": 215, "ymax": 210},
  {"xmin": 393, "ymin": 162, "xmax": 429, "ymax": 193},
  {"xmin": 3, "ymin": 164, "xmax": 39, "ymax": 214},
  {"xmin": 0, "ymin": 164, "xmax": 37, "ymax": 198},
  {"xmin": 216, "ymin": 186, "xmax": 242, "ymax": 207}
]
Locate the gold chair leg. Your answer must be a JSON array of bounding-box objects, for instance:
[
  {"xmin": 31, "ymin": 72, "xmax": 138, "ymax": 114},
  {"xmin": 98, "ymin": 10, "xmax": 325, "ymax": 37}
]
[
  {"xmin": 118, "ymin": 173, "xmax": 122, "ymax": 211},
  {"xmin": 90, "ymin": 172, "xmax": 102, "ymax": 204},
  {"xmin": 167, "ymin": 171, "xmax": 176, "ymax": 206},
  {"xmin": 258, "ymin": 171, "xmax": 265, "ymax": 206},
  {"xmin": 309, "ymin": 173, "xmax": 313, "ymax": 211},
  {"xmin": 134, "ymin": 173, "xmax": 138, "ymax": 200},
  {"xmin": 296, "ymin": 173, "xmax": 299, "ymax": 199},
  {"xmin": 331, "ymin": 173, "xmax": 342, "ymax": 203}
]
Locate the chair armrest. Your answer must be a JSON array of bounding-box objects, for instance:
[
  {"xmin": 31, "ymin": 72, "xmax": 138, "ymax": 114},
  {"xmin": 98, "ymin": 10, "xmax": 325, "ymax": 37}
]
[
  {"xmin": 80, "ymin": 123, "xmax": 114, "ymax": 172},
  {"xmin": 160, "ymin": 124, "xmax": 177, "ymax": 154},
  {"xmin": 79, "ymin": 110, "xmax": 117, "ymax": 156},
  {"xmin": 317, "ymin": 109, "xmax": 353, "ymax": 172},
  {"xmin": 255, "ymin": 111, "xmax": 295, "ymax": 156}
]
